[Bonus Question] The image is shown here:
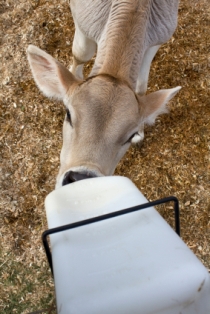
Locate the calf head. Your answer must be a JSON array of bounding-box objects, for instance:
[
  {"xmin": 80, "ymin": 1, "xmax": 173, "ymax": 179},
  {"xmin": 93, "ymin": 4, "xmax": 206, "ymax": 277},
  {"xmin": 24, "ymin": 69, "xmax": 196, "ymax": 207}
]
[{"xmin": 27, "ymin": 45, "xmax": 180, "ymax": 188}]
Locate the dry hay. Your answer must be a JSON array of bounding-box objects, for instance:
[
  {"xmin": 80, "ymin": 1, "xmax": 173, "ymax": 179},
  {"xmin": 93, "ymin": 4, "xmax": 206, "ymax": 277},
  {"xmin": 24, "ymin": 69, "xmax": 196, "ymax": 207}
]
[{"xmin": 0, "ymin": 0, "xmax": 209, "ymax": 312}]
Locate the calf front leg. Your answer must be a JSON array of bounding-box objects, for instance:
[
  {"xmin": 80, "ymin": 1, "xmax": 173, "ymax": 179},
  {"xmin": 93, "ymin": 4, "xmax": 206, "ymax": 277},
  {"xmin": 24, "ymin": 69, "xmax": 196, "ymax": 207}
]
[
  {"xmin": 134, "ymin": 45, "xmax": 160, "ymax": 146},
  {"xmin": 70, "ymin": 25, "xmax": 97, "ymax": 79},
  {"xmin": 136, "ymin": 45, "xmax": 160, "ymax": 95}
]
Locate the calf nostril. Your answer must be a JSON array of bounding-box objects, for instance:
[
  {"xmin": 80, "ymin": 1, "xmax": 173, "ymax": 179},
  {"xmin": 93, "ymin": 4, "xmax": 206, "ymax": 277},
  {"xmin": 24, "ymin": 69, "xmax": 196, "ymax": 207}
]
[
  {"xmin": 62, "ymin": 171, "xmax": 75, "ymax": 186},
  {"xmin": 62, "ymin": 170, "xmax": 96, "ymax": 186}
]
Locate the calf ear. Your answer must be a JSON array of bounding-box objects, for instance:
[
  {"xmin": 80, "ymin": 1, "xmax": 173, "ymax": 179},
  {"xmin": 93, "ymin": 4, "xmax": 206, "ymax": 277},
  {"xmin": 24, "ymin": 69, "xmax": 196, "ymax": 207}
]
[
  {"xmin": 27, "ymin": 45, "xmax": 79, "ymax": 100},
  {"xmin": 137, "ymin": 87, "xmax": 181, "ymax": 125}
]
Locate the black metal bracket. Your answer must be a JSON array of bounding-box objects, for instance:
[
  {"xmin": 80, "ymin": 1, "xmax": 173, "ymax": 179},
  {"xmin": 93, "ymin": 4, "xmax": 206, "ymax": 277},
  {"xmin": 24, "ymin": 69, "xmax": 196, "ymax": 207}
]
[{"xmin": 42, "ymin": 196, "xmax": 180, "ymax": 276}]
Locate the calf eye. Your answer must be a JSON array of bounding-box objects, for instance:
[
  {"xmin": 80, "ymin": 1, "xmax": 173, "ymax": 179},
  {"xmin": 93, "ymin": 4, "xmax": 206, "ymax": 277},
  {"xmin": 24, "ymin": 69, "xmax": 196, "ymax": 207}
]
[
  {"xmin": 66, "ymin": 109, "xmax": 72, "ymax": 127},
  {"xmin": 124, "ymin": 132, "xmax": 138, "ymax": 145}
]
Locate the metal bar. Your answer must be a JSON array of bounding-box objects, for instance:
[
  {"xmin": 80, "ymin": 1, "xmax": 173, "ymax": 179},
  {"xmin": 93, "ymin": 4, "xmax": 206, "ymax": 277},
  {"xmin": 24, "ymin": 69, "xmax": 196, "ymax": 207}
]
[
  {"xmin": 42, "ymin": 196, "xmax": 180, "ymax": 276},
  {"xmin": 173, "ymin": 197, "xmax": 180, "ymax": 235}
]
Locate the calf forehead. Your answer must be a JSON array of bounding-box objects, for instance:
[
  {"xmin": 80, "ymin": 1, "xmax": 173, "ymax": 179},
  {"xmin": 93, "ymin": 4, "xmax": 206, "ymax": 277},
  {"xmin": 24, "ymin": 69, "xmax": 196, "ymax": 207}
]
[{"xmin": 70, "ymin": 77, "xmax": 139, "ymax": 132}]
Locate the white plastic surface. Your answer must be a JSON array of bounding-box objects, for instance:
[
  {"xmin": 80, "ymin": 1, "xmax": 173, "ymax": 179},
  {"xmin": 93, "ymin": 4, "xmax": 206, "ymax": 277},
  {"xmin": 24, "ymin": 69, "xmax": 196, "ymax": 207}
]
[{"xmin": 45, "ymin": 176, "xmax": 210, "ymax": 314}]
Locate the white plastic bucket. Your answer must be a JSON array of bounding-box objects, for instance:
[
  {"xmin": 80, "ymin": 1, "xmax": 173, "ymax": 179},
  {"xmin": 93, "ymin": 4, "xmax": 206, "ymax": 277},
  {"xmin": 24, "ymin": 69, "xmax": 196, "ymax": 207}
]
[{"xmin": 45, "ymin": 176, "xmax": 210, "ymax": 314}]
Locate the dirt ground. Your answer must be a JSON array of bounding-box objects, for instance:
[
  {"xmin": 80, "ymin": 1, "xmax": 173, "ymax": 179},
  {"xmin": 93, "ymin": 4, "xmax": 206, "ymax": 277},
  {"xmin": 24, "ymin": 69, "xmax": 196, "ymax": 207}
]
[{"xmin": 0, "ymin": 0, "xmax": 209, "ymax": 312}]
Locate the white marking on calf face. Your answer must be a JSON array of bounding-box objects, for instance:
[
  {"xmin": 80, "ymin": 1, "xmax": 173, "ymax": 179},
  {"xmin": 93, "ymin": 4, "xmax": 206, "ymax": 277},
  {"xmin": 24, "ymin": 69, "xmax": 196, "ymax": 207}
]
[{"xmin": 131, "ymin": 132, "xmax": 144, "ymax": 144}]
